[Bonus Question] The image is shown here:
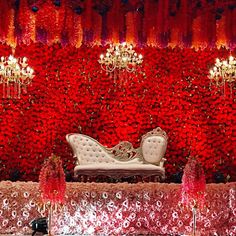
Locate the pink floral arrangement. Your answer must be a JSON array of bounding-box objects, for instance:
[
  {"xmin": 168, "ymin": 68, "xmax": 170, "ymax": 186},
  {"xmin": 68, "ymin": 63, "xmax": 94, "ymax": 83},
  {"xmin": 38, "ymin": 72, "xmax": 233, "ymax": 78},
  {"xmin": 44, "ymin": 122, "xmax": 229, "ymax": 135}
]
[
  {"xmin": 181, "ymin": 157, "xmax": 206, "ymax": 209},
  {"xmin": 39, "ymin": 154, "xmax": 66, "ymax": 205}
]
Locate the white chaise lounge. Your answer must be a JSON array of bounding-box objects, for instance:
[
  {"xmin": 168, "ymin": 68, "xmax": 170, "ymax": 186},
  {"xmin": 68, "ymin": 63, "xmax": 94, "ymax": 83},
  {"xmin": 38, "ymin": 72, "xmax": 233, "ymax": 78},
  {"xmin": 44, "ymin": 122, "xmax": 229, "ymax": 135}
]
[{"xmin": 66, "ymin": 127, "xmax": 168, "ymax": 181}]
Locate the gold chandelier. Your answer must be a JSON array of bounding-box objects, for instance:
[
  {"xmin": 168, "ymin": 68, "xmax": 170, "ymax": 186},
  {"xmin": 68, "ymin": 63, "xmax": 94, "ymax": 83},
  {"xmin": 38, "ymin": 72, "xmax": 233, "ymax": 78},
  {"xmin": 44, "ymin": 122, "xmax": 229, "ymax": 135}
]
[
  {"xmin": 0, "ymin": 55, "xmax": 34, "ymax": 98},
  {"xmin": 209, "ymin": 56, "xmax": 236, "ymax": 90},
  {"xmin": 98, "ymin": 42, "xmax": 143, "ymax": 73}
]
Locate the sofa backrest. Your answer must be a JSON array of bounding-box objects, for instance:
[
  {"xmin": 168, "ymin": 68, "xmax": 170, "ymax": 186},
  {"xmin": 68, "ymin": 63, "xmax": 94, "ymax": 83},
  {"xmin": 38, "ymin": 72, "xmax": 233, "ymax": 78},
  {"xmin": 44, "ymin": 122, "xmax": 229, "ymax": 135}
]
[
  {"xmin": 141, "ymin": 127, "xmax": 168, "ymax": 164},
  {"xmin": 66, "ymin": 133, "xmax": 117, "ymax": 165}
]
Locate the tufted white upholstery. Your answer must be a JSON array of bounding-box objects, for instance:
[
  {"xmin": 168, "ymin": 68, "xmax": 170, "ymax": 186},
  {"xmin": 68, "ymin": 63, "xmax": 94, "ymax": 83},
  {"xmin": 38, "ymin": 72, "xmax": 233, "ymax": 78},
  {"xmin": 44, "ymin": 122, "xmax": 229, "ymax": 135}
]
[
  {"xmin": 141, "ymin": 136, "xmax": 167, "ymax": 164},
  {"xmin": 66, "ymin": 127, "xmax": 168, "ymax": 181},
  {"xmin": 67, "ymin": 134, "xmax": 116, "ymax": 165},
  {"xmin": 66, "ymin": 134, "xmax": 142, "ymax": 165}
]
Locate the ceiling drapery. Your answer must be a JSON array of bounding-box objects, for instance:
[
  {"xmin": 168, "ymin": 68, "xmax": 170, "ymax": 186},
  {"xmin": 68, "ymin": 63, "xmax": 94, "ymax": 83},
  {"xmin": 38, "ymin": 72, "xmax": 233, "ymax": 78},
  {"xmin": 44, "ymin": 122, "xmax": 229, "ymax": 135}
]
[{"xmin": 1, "ymin": 0, "xmax": 236, "ymax": 48}]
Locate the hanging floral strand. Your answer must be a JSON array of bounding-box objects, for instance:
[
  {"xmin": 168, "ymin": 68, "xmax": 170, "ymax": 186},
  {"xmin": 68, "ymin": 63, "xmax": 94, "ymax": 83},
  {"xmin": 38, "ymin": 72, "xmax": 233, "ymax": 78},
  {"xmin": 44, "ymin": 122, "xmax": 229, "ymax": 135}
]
[
  {"xmin": 181, "ymin": 157, "xmax": 206, "ymax": 236},
  {"xmin": 39, "ymin": 154, "xmax": 66, "ymax": 235}
]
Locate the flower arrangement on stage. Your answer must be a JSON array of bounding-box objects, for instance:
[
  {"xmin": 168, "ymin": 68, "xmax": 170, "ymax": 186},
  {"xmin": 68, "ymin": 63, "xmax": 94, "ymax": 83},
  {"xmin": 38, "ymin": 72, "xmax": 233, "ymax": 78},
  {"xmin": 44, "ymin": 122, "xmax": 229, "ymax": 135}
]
[
  {"xmin": 39, "ymin": 154, "xmax": 66, "ymax": 235},
  {"xmin": 0, "ymin": 181, "xmax": 235, "ymax": 235},
  {"xmin": 39, "ymin": 154, "xmax": 66, "ymax": 205},
  {"xmin": 181, "ymin": 158, "xmax": 206, "ymax": 209},
  {"xmin": 181, "ymin": 158, "xmax": 206, "ymax": 236}
]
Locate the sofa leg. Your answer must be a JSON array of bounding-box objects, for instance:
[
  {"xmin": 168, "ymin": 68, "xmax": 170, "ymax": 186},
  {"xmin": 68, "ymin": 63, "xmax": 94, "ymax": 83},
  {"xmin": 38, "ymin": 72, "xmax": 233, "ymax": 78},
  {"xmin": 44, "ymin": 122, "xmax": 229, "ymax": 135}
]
[{"xmin": 81, "ymin": 175, "xmax": 86, "ymax": 182}]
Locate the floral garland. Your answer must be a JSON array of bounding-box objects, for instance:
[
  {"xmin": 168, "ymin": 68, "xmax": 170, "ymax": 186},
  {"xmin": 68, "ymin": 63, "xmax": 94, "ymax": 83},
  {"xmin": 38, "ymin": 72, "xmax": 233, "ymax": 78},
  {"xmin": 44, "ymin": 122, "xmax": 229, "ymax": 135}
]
[
  {"xmin": 39, "ymin": 154, "xmax": 66, "ymax": 205},
  {"xmin": 181, "ymin": 158, "xmax": 206, "ymax": 209}
]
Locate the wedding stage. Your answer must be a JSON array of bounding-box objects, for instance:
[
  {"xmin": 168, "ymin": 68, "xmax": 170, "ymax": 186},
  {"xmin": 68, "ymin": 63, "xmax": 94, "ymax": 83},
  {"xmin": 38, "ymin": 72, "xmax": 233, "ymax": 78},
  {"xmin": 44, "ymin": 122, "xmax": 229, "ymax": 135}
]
[
  {"xmin": 0, "ymin": 181, "xmax": 235, "ymax": 236},
  {"xmin": 1, "ymin": 1, "xmax": 236, "ymax": 235}
]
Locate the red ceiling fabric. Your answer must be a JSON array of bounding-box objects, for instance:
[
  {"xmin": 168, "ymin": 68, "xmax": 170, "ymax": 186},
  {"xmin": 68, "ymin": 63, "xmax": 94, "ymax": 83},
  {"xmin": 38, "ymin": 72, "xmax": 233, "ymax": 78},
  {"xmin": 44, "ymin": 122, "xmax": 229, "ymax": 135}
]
[{"xmin": 1, "ymin": 0, "xmax": 236, "ymax": 48}]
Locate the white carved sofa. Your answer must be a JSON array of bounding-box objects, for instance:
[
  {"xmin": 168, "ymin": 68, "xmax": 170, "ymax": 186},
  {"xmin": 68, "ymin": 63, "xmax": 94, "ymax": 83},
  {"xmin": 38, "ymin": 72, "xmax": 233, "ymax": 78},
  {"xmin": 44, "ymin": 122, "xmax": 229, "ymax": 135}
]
[{"xmin": 66, "ymin": 127, "xmax": 168, "ymax": 182}]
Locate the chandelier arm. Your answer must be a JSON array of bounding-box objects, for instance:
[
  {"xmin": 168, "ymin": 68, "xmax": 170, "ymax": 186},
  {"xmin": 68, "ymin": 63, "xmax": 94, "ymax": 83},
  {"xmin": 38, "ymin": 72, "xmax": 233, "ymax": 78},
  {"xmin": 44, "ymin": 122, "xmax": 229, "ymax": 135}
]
[
  {"xmin": 18, "ymin": 79, "xmax": 31, "ymax": 86},
  {"xmin": 100, "ymin": 62, "xmax": 116, "ymax": 73},
  {"xmin": 108, "ymin": 62, "xmax": 117, "ymax": 72}
]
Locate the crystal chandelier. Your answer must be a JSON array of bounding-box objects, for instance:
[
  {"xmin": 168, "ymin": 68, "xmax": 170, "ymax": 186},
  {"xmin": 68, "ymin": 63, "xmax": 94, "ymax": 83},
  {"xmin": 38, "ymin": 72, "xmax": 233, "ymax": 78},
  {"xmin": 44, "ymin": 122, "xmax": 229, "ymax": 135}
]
[
  {"xmin": 209, "ymin": 56, "xmax": 236, "ymax": 91},
  {"xmin": 98, "ymin": 42, "xmax": 143, "ymax": 73},
  {"xmin": 0, "ymin": 55, "xmax": 34, "ymax": 98}
]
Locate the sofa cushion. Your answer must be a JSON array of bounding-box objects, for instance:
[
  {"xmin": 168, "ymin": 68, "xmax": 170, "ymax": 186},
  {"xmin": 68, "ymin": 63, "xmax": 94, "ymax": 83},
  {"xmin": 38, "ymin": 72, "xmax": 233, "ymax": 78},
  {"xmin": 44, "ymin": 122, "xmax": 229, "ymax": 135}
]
[
  {"xmin": 74, "ymin": 163, "xmax": 163, "ymax": 170},
  {"xmin": 74, "ymin": 163, "xmax": 165, "ymax": 180}
]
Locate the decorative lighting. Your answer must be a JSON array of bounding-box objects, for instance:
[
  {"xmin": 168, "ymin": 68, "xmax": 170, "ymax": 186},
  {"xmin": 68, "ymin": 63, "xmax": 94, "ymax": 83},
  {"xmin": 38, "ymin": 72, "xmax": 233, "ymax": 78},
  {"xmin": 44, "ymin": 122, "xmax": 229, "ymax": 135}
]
[
  {"xmin": 209, "ymin": 56, "xmax": 236, "ymax": 92},
  {"xmin": 0, "ymin": 55, "xmax": 34, "ymax": 98},
  {"xmin": 98, "ymin": 42, "xmax": 143, "ymax": 74}
]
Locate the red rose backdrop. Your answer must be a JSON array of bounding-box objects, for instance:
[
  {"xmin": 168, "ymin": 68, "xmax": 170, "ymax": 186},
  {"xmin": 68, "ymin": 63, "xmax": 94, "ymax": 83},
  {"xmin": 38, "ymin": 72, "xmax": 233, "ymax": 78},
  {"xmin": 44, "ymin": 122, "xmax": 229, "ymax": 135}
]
[{"xmin": 0, "ymin": 43, "xmax": 235, "ymax": 182}]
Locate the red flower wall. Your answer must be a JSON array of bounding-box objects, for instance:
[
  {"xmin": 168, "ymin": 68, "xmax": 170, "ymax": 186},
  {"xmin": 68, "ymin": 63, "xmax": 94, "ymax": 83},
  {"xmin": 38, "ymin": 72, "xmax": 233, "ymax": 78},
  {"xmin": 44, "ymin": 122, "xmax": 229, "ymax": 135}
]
[{"xmin": 0, "ymin": 43, "xmax": 235, "ymax": 182}]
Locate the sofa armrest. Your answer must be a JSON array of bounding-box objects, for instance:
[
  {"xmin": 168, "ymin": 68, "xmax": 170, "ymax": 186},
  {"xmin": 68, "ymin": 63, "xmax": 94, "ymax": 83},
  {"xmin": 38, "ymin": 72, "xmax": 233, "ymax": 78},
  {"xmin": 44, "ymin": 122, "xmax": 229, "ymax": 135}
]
[
  {"xmin": 74, "ymin": 154, "xmax": 79, "ymax": 165},
  {"xmin": 141, "ymin": 127, "xmax": 168, "ymax": 165},
  {"xmin": 108, "ymin": 141, "xmax": 143, "ymax": 162},
  {"xmin": 159, "ymin": 158, "xmax": 167, "ymax": 168}
]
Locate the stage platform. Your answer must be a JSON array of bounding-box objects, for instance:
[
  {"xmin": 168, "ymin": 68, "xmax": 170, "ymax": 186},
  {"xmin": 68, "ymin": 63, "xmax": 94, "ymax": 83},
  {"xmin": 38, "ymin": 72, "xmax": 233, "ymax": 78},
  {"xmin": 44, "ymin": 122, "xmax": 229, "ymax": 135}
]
[{"xmin": 0, "ymin": 181, "xmax": 235, "ymax": 235}]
